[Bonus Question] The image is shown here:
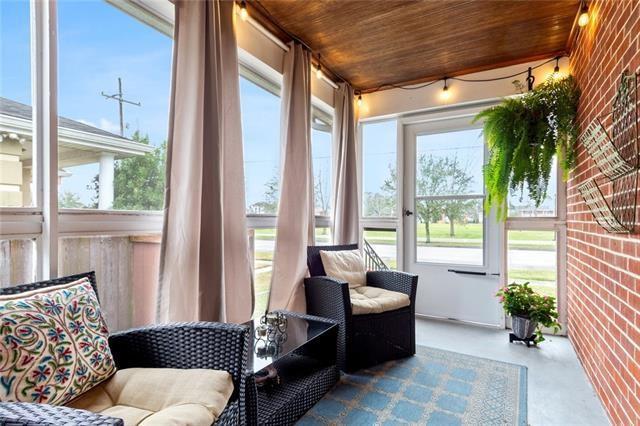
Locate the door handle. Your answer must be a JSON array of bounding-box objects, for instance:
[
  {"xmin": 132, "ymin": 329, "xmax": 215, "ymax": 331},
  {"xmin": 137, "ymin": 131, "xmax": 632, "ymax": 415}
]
[
  {"xmin": 448, "ymin": 269, "xmax": 487, "ymax": 276},
  {"xmin": 404, "ymin": 209, "xmax": 414, "ymax": 217}
]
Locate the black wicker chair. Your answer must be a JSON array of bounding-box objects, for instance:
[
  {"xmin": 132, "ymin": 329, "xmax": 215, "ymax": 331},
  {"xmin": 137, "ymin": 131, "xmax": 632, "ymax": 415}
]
[
  {"xmin": 0, "ymin": 272, "xmax": 250, "ymax": 426},
  {"xmin": 304, "ymin": 244, "xmax": 418, "ymax": 373}
]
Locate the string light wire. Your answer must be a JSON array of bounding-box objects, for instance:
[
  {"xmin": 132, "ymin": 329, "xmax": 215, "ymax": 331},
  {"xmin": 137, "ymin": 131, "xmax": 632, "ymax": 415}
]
[
  {"xmin": 248, "ymin": 1, "xmax": 570, "ymax": 99},
  {"xmin": 360, "ymin": 56, "xmax": 564, "ymax": 95}
]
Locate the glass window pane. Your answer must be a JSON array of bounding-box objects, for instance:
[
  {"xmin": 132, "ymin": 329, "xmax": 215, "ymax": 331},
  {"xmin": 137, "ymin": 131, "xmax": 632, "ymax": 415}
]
[
  {"xmin": 241, "ymin": 78, "xmax": 280, "ymax": 215},
  {"xmin": 0, "ymin": 238, "xmax": 37, "ymax": 287},
  {"xmin": 507, "ymin": 230, "xmax": 557, "ymax": 303},
  {"xmin": 312, "ymin": 128, "xmax": 331, "ymax": 216},
  {"xmin": 416, "ymin": 128, "xmax": 484, "ymax": 197},
  {"xmin": 57, "ymin": 2, "xmax": 171, "ymax": 210},
  {"xmin": 416, "ymin": 198, "xmax": 483, "ymax": 265},
  {"xmin": 314, "ymin": 227, "xmax": 332, "ymax": 245},
  {"xmin": 0, "ymin": 1, "xmax": 35, "ymax": 207},
  {"xmin": 251, "ymin": 228, "xmax": 276, "ymax": 318},
  {"xmin": 363, "ymin": 229, "xmax": 397, "ymax": 270},
  {"xmin": 362, "ymin": 121, "xmax": 397, "ymax": 217},
  {"xmin": 508, "ymin": 159, "xmax": 558, "ymax": 217},
  {"xmin": 58, "ymin": 234, "xmax": 161, "ymax": 331}
]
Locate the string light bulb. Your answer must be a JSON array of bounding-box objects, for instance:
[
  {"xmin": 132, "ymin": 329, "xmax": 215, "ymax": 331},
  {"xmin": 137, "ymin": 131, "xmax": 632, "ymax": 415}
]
[
  {"xmin": 239, "ymin": 0, "xmax": 248, "ymax": 21},
  {"xmin": 552, "ymin": 57, "xmax": 561, "ymax": 79},
  {"xmin": 316, "ymin": 56, "xmax": 323, "ymax": 80},
  {"xmin": 578, "ymin": 3, "xmax": 589, "ymax": 27},
  {"xmin": 357, "ymin": 93, "xmax": 363, "ymax": 107},
  {"xmin": 441, "ymin": 78, "xmax": 450, "ymax": 101}
]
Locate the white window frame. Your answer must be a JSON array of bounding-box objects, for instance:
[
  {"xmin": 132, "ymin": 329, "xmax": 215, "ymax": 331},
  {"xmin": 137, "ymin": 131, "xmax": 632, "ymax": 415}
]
[
  {"xmin": 239, "ymin": 51, "xmax": 334, "ymax": 232},
  {"xmin": 358, "ymin": 117, "xmax": 403, "ymax": 268},
  {"xmin": 0, "ymin": 0, "xmax": 336, "ymax": 284},
  {"xmin": 358, "ymin": 103, "xmax": 567, "ymax": 330},
  {"xmin": 503, "ymin": 169, "xmax": 568, "ymax": 331},
  {"xmin": 0, "ymin": 0, "xmax": 170, "ymax": 281}
]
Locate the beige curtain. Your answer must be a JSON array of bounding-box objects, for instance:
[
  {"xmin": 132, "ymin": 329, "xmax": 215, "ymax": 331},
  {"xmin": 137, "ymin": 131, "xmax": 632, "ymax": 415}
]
[
  {"xmin": 267, "ymin": 43, "xmax": 314, "ymax": 313},
  {"xmin": 158, "ymin": 0, "xmax": 253, "ymax": 324},
  {"xmin": 332, "ymin": 83, "xmax": 360, "ymax": 245}
]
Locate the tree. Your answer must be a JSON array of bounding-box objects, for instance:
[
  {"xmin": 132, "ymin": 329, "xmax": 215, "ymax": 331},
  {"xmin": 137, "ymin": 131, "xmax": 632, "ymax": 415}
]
[
  {"xmin": 87, "ymin": 175, "xmax": 99, "ymax": 209},
  {"xmin": 415, "ymin": 155, "xmax": 447, "ymax": 243},
  {"xmin": 364, "ymin": 192, "xmax": 395, "ymax": 216},
  {"xmin": 314, "ymin": 167, "xmax": 330, "ymax": 216},
  {"xmin": 88, "ymin": 132, "xmax": 166, "ymax": 210},
  {"xmin": 368, "ymin": 163, "xmax": 397, "ymax": 217},
  {"xmin": 112, "ymin": 132, "xmax": 166, "ymax": 210},
  {"xmin": 59, "ymin": 191, "xmax": 84, "ymax": 208},
  {"xmin": 441, "ymin": 156, "xmax": 474, "ymax": 236},
  {"xmin": 414, "ymin": 154, "xmax": 474, "ymax": 242},
  {"xmin": 260, "ymin": 168, "xmax": 280, "ymax": 214}
]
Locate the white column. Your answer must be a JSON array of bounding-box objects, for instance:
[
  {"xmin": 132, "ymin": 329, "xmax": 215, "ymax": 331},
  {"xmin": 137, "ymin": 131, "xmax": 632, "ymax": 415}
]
[
  {"xmin": 98, "ymin": 152, "xmax": 115, "ymax": 210},
  {"xmin": 33, "ymin": 0, "xmax": 58, "ymax": 279}
]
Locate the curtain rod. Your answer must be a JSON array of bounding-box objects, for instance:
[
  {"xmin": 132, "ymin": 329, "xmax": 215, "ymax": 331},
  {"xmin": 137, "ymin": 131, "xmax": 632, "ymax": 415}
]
[{"xmin": 237, "ymin": 3, "xmax": 340, "ymax": 90}]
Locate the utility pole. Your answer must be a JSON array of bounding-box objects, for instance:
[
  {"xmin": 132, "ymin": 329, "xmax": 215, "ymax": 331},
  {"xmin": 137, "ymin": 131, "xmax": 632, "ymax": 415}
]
[{"xmin": 101, "ymin": 77, "xmax": 141, "ymax": 137}]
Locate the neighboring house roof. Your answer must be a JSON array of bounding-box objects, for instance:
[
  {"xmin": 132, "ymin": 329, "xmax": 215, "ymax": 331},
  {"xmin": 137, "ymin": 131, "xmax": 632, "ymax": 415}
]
[{"xmin": 0, "ymin": 96, "xmax": 128, "ymax": 140}]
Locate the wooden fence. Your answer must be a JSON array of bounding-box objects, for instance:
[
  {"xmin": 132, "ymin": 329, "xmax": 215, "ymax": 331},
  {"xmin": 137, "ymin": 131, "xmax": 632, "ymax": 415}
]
[{"xmin": 1, "ymin": 230, "xmax": 258, "ymax": 331}]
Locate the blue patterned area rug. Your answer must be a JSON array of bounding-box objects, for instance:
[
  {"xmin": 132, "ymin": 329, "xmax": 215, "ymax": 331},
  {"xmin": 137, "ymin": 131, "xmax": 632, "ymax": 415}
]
[{"xmin": 298, "ymin": 346, "xmax": 527, "ymax": 425}]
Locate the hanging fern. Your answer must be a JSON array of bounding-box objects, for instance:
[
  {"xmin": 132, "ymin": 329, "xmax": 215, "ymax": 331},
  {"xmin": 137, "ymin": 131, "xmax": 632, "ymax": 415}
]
[{"xmin": 474, "ymin": 75, "xmax": 580, "ymax": 220}]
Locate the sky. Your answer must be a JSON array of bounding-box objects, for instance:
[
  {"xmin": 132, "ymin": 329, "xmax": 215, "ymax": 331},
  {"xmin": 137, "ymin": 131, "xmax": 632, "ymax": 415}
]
[
  {"xmin": 0, "ymin": 0, "xmax": 552, "ymax": 215},
  {"xmin": 362, "ymin": 122, "xmax": 557, "ymax": 216},
  {"xmin": 0, "ymin": 0, "xmax": 331, "ymax": 210}
]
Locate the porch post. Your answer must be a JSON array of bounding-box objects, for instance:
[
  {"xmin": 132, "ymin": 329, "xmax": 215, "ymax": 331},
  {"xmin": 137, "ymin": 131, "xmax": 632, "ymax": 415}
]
[{"xmin": 98, "ymin": 152, "xmax": 115, "ymax": 209}]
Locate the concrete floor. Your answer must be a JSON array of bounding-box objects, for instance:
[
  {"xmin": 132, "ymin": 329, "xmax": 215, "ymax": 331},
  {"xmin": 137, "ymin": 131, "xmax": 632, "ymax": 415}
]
[{"xmin": 415, "ymin": 317, "xmax": 609, "ymax": 426}]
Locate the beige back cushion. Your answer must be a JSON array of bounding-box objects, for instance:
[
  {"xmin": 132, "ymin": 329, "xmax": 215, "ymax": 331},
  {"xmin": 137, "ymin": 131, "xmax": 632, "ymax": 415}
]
[
  {"xmin": 67, "ymin": 368, "xmax": 233, "ymax": 424},
  {"xmin": 320, "ymin": 249, "xmax": 366, "ymax": 288}
]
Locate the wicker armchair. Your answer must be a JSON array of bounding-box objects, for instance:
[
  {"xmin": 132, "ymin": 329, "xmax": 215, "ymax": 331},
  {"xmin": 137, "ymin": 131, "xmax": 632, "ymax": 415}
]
[
  {"xmin": 0, "ymin": 272, "xmax": 250, "ymax": 426},
  {"xmin": 304, "ymin": 244, "xmax": 418, "ymax": 372}
]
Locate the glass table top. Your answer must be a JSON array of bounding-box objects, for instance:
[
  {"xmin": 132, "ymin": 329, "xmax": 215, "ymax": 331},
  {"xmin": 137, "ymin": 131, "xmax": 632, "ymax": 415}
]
[{"xmin": 244, "ymin": 314, "xmax": 336, "ymax": 373}]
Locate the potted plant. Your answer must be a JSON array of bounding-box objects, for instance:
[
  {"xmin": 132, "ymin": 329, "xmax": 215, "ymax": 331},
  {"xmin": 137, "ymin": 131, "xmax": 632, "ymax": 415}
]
[
  {"xmin": 496, "ymin": 282, "xmax": 561, "ymax": 344},
  {"xmin": 474, "ymin": 75, "xmax": 580, "ymax": 220}
]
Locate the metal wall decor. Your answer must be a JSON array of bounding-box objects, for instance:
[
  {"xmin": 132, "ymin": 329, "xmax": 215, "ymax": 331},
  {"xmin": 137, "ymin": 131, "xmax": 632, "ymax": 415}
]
[{"xmin": 578, "ymin": 71, "xmax": 639, "ymax": 233}]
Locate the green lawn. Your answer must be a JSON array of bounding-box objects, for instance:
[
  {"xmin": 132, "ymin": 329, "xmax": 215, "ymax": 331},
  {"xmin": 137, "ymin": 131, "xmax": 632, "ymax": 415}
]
[
  {"xmin": 255, "ymin": 250, "xmax": 274, "ymax": 262},
  {"xmin": 509, "ymin": 268, "xmax": 556, "ymax": 282},
  {"xmin": 256, "ymin": 224, "xmax": 554, "ymax": 250},
  {"xmin": 250, "ymin": 224, "xmax": 556, "ymax": 316},
  {"xmin": 509, "ymin": 268, "xmax": 557, "ymax": 299},
  {"xmin": 364, "ymin": 224, "xmax": 556, "ymax": 250},
  {"xmin": 252, "ymin": 269, "xmax": 271, "ymax": 318}
]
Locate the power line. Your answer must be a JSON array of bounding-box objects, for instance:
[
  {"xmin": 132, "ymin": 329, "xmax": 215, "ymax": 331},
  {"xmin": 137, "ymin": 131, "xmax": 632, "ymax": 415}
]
[{"xmin": 101, "ymin": 77, "xmax": 141, "ymax": 137}]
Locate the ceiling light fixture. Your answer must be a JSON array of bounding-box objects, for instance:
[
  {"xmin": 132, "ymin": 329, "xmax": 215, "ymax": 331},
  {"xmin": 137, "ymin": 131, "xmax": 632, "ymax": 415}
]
[
  {"xmin": 578, "ymin": 2, "xmax": 589, "ymax": 27},
  {"xmin": 357, "ymin": 93, "xmax": 363, "ymax": 107},
  {"xmin": 239, "ymin": 1, "xmax": 248, "ymax": 22}
]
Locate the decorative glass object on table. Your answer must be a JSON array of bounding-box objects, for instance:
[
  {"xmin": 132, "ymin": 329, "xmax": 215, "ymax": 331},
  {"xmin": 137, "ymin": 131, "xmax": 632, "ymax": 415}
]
[{"xmin": 245, "ymin": 312, "xmax": 336, "ymax": 389}]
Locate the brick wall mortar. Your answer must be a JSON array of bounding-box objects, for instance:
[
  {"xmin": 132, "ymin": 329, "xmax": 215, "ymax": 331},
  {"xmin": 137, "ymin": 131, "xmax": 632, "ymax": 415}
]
[{"xmin": 567, "ymin": 1, "xmax": 640, "ymax": 424}]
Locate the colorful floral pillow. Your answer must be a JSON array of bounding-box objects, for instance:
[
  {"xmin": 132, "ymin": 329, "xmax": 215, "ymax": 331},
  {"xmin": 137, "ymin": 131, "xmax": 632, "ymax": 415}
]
[{"xmin": 0, "ymin": 277, "xmax": 115, "ymax": 405}]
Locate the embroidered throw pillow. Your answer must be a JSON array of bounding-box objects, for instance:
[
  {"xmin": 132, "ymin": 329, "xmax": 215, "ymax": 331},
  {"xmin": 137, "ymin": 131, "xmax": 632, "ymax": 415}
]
[{"xmin": 0, "ymin": 277, "xmax": 115, "ymax": 405}]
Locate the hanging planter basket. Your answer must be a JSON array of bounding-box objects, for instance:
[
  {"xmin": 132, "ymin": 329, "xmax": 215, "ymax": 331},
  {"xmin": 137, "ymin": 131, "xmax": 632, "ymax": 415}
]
[{"xmin": 474, "ymin": 76, "xmax": 580, "ymax": 220}]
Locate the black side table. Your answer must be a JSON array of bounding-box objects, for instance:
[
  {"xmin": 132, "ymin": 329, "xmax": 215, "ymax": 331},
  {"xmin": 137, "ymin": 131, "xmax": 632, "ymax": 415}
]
[{"xmin": 244, "ymin": 311, "xmax": 339, "ymax": 425}]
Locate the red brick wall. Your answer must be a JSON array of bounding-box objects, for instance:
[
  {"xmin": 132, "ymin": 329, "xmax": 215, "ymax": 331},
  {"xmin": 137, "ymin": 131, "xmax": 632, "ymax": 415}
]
[{"xmin": 567, "ymin": 1, "xmax": 640, "ymax": 424}]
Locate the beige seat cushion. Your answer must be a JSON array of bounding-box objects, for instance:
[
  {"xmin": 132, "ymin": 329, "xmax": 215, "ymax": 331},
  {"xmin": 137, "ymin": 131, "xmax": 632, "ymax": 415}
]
[
  {"xmin": 349, "ymin": 286, "xmax": 410, "ymax": 315},
  {"xmin": 66, "ymin": 368, "xmax": 233, "ymax": 426},
  {"xmin": 320, "ymin": 249, "xmax": 366, "ymax": 288}
]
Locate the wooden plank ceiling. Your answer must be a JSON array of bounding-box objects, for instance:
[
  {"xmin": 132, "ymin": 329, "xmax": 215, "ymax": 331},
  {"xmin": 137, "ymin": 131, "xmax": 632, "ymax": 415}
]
[{"xmin": 253, "ymin": 0, "xmax": 580, "ymax": 92}]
